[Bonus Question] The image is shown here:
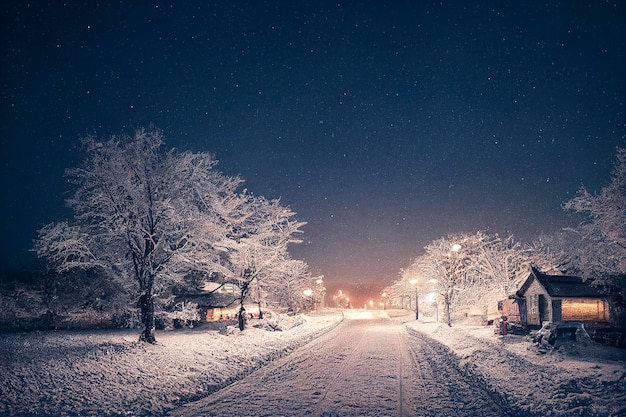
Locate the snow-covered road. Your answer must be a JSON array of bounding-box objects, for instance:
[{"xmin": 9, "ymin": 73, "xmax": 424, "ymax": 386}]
[
  {"xmin": 171, "ymin": 311, "xmax": 508, "ymax": 417},
  {"xmin": 1, "ymin": 309, "xmax": 623, "ymax": 416}
]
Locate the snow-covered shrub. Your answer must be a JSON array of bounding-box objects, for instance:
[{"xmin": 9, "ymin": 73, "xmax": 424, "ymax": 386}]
[
  {"xmin": 253, "ymin": 311, "xmax": 306, "ymax": 331},
  {"xmin": 168, "ymin": 301, "xmax": 201, "ymax": 328}
]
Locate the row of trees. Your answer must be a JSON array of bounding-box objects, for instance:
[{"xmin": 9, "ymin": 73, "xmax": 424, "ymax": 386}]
[
  {"xmin": 34, "ymin": 128, "xmax": 311, "ymax": 342},
  {"xmin": 386, "ymin": 143, "xmax": 626, "ymax": 326}
]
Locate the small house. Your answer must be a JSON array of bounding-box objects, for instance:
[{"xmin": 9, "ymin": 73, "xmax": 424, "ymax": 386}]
[
  {"xmin": 497, "ymin": 297, "xmax": 521, "ymax": 323},
  {"xmin": 176, "ymin": 281, "xmax": 263, "ymax": 322},
  {"xmin": 515, "ymin": 266, "xmax": 610, "ymax": 328}
]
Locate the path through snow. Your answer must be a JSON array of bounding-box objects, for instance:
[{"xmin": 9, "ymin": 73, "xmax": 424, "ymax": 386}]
[
  {"xmin": 0, "ymin": 309, "xmax": 624, "ymax": 416},
  {"xmin": 171, "ymin": 310, "xmax": 507, "ymax": 416}
]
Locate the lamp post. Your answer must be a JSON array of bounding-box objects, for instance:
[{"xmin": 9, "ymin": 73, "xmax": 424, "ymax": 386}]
[{"xmin": 410, "ymin": 278, "xmax": 419, "ymax": 320}]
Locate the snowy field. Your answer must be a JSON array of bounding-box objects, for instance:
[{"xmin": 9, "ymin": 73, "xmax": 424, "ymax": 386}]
[
  {"xmin": 0, "ymin": 312, "xmax": 344, "ymax": 416},
  {"xmin": 0, "ymin": 309, "xmax": 625, "ymax": 416},
  {"xmin": 407, "ymin": 319, "xmax": 626, "ymax": 417}
]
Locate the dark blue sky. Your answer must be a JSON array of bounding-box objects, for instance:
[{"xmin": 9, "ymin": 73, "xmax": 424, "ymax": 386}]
[{"xmin": 1, "ymin": 1, "xmax": 624, "ymax": 302}]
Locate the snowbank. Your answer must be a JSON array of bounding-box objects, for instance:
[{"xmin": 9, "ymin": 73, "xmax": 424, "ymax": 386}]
[
  {"xmin": 0, "ymin": 311, "xmax": 343, "ymax": 416},
  {"xmin": 1, "ymin": 310, "xmax": 625, "ymax": 416},
  {"xmin": 408, "ymin": 321, "xmax": 626, "ymax": 417}
]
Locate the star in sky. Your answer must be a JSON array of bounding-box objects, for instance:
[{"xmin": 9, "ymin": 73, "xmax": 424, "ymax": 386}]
[{"xmin": 1, "ymin": 1, "xmax": 624, "ymax": 303}]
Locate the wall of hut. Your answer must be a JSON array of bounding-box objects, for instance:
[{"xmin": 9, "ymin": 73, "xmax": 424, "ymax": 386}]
[
  {"xmin": 497, "ymin": 298, "xmax": 521, "ymax": 323},
  {"xmin": 559, "ymin": 299, "xmax": 609, "ymax": 322},
  {"xmin": 521, "ymin": 278, "xmax": 551, "ymax": 326}
]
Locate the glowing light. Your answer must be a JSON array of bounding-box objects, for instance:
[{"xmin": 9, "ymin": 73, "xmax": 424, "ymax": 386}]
[
  {"xmin": 303, "ymin": 289, "xmax": 313, "ymax": 296},
  {"xmin": 452, "ymin": 243, "xmax": 462, "ymax": 252},
  {"xmin": 344, "ymin": 310, "xmax": 373, "ymax": 320}
]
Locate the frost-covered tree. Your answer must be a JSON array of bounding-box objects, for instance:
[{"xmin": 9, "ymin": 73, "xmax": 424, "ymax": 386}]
[
  {"xmin": 262, "ymin": 259, "xmax": 312, "ymax": 313},
  {"xmin": 463, "ymin": 232, "xmax": 530, "ymax": 308},
  {"xmin": 563, "ymin": 144, "xmax": 626, "ymax": 284},
  {"xmin": 528, "ymin": 231, "xmax": 577, "ymax": 274},
  {"xmin": 401, "ymin": 232, "xmax": 531, "ymax": 326},
  {"xmin": 34, "ymin": 129, "xmax": 243, "ymax": 342},
  {"xmin": 206, "ymin": 191, "xmax": 307, "ymax": 330},
  {"xmin": 419, "ymin": 234, "xmax": 473, "ymax": 326}
]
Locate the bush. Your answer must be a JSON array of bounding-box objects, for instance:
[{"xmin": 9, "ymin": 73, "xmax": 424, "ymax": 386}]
[{"xmin": 168, "ymin": 301, "xmax": 201, "ymax": 328}]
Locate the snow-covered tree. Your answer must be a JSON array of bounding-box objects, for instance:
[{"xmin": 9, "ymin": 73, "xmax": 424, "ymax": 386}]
[
  {"xmin": 33, "ymin": 128, "xmax": 275, "ymax": 341},
  {"xmin": 262, "ymin": 259, "xmax": 313, "ymax": 313},
  {"xmin": 463, "ymin": 232, "xmax": 531, "ymax": 309},
  {"xmin": 400, "ymin": 232, "xmax": 532, "ymax": 326},
  {"xmin": 563, "ymin": 143, "xmax": 626, "ymax": 284},
  {"xmin": 528, "ymin": 231, "xmax": 576, "ymax": 274},
  {"xmin": 420, "ymin": 234, "xmax": 474, "ymax": 326},
  {"xmin": 204, "ymin": 191, "xmax": 307, "ymax": 330}
]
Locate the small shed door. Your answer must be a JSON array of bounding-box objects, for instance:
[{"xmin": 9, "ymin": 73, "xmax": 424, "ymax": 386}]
[
  {"xmin": 539, "ymin": 295, "xmax": 549, "ymax": 323},
  {"xmin": 527, "ymin": 294, "xmax": 540, "ymax": 325}
]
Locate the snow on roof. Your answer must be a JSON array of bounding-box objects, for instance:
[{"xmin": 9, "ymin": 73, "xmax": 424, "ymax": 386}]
[{"xmin": 517, "ymin": 267, "xmax": 607, "ymax": 298}]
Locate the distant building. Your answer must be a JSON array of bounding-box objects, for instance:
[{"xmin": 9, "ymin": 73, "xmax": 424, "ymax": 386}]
[
  {"xmin": 513, "ymin": 266, "xmax": 610, "ymax": 328},
  {"xmin": 177, "ymin": 282, "xmax": 260, "ymax": 321}
]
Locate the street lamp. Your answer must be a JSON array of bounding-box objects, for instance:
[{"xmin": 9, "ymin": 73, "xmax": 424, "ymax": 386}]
[{"xmin": 410, "ymin": 278, "xmax": 419, "ymax": 320}]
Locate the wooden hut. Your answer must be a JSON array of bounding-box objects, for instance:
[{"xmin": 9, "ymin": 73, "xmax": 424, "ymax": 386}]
[{"xmin": 515, "ymin": 266, "xmax": 610, "ymax": 328}]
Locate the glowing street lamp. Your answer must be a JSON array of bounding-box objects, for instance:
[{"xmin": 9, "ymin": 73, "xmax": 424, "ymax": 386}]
[
  {"xmin": 410, "ymin": 278, "xmax": 419, "ymax": 320},
  {"xmin": 303, "ymin": 289, "xmax": 313, "ymax": 297}
]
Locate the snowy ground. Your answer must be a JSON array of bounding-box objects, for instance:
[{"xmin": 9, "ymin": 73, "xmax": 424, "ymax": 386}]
[
  {"xmin": 0, "ymin": 309, "xmax": 625, "ymax": 416},
  {"xmin": 171, "ymin": 309, "xmax": 508, "ymax": 416},
  {"xmin": 407, "ymin": 317, "xmax": 626, "ymax": 417},
  {"xmin": 0, "ymin": 311, "xmax": 344, "ymax": 416}
]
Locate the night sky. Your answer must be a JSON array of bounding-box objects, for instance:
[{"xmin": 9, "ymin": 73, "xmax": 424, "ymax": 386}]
[{"xmin": 1, "ymin": 1, "xmax": 624, "ymax": 304}]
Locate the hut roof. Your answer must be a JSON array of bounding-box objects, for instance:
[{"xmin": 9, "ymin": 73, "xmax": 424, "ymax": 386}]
[
  {"xmin": 517, "ymin": 266, "xmax": 606, "ymax": 298},
  {"xmin": 175, "ymin": 291, "xmax": 238, "ymax": 308}
]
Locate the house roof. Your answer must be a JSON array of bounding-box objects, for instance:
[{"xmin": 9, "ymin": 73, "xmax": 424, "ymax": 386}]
[
  {"xmin": 517, "ymin": 266, "xmax": 607, "ymax": 298},
  {"xmin": 175, "ymin": 292, "xmax": 238, "ymax": 308}
]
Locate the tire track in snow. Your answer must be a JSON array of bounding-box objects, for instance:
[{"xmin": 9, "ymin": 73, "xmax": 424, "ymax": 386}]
[
  {"xmin": 394, "ymin": 327, "xmax": 411, "ymax": 417},
  {"xmin": 317, "ymin": 320, "xmax": 369, "ymax": 404},
  {"xmin": 406, "ymin": 326, "xmax": 512, "ymax": 417},
  {"xmin": 170, "ymin": 314, "xmax": 514, "ymax": 417}
]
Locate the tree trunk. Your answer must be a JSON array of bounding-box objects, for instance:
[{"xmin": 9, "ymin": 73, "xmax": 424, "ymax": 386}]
[
  {"xmin": 138, "ymin": 293, "xmax": 156, "ymax": 343},
  {"xmin": 443, "ymin": 294, "xmax": 452, "ymax": 327},
  {"xmin": 238, "ymin": 303, "xmax": 247, "ymax": 331},
  {"xmin": 238, "ymin": 269, "xmax": 252, "ymax": 331}
]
